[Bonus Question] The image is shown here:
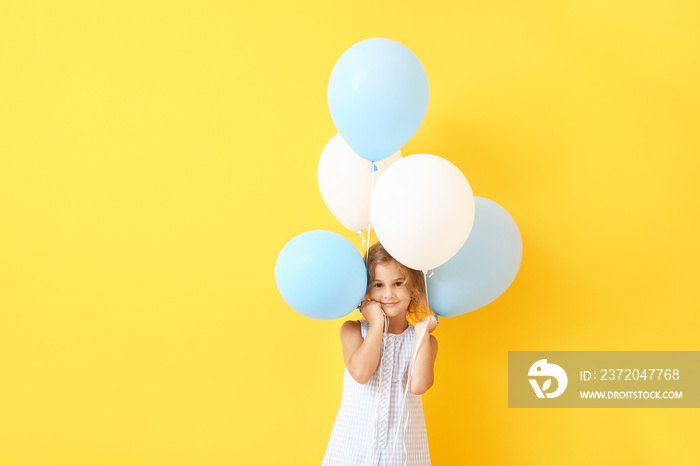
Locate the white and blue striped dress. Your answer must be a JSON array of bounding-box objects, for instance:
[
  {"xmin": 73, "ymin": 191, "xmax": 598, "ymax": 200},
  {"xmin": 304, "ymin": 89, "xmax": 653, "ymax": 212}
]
[{"xmin": 323, "ymin": 319, "xmax": 431, "ymax": 465}]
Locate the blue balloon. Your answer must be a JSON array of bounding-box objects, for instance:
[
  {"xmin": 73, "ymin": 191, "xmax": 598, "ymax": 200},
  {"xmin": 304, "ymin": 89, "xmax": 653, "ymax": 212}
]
[
  {"xmin": 427, "ymin": 197, "xmax": 523, "ymax": 317},
  {"xmin": 275, "ymin": 230, "xmax": 367, "ymax": 320},
  {"xmin": 328, "ymin": 38, "xmax": 429, "ymax": 162}
]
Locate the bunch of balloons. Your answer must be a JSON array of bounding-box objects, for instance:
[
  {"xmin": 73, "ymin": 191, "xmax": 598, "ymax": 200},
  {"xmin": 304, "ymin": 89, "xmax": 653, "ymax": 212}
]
[{"xmin": 275, "ymin": 38, "xmax": 523, "ymax": 320}]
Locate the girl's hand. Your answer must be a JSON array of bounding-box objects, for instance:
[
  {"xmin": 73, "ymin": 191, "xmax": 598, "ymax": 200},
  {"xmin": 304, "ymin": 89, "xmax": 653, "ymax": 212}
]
[
  {"xmin": 414, "ymin": 315, "xmax": 438, "ymax": 335},
  {"xmin": 359, "ymin": 300, "xmax": 386, "ymax": 328}
]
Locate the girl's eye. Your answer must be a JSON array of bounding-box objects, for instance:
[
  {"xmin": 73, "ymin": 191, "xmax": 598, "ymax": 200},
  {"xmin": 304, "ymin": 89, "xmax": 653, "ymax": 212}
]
[
  {"xmin": 395, "ymin": 282, "xmax": 403, "ymax": 287},
  {"xmin": 373, "ymin": 283, "xmax": 383, "ymax": 288}
]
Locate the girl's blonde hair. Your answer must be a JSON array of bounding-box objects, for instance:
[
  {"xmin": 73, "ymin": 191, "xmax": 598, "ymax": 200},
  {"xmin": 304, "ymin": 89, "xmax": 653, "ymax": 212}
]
[{"xmin": 365, "ymin": 242, "xmax": 431, "ymax": 324}]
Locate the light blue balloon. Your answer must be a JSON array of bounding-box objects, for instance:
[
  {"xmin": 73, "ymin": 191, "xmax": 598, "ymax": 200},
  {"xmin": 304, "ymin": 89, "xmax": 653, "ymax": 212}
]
[
  {"xmin": 328, "ymin": 38, "xmax": 429, "ymax": 162},
  {"xmin": 427, "ymin": 197, "xmax": 523, "ymax": 317},
  {"xmin": 275, "ymin": 230, "xmax": 367, "ymax": 320}
]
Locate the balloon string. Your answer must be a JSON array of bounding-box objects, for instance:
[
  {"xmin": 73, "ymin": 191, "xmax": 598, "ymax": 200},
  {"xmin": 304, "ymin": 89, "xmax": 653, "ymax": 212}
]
[
  {"xmin": 364, "ymin": 311, "xmax": 390, "ymax": 465},
  {"xmin": 423, "ymin": 270, "xmax": 438, "ymax": 323},
  {"xmin": 365, "ymin": 162, "xmax": 377, "ymax": 261},
  {"xmin": 389, "ymin": 322, "xmax": 429, "ymax": 465},
  {"xmin": 355, "ymin": 230, "xmax": 366, "ymax": 257},
  {"xmin": 390, "ymin": 272, "xmax": 435, "ymax": 463},
  {"xmin": 402, "ymin": 407, "xmax": 410, "ymax": 466}
]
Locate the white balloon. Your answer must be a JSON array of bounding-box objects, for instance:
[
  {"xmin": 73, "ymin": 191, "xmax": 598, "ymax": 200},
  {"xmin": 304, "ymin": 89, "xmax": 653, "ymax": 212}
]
[
  {"xmin": 318, "ymin": 133, "xmax": 402, "ymax": 232},
  {"xmin": 371, "ymin": 154, "xmax": 475, "ymax": 271}
]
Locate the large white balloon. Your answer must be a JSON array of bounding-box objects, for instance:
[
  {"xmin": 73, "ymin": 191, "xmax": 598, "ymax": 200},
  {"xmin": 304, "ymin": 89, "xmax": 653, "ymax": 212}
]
[
  {"xmin": 371, "ymin": 154, "xmax": 475, "ymax": 271},
  {"xmin": 318, "ymin": 133, "xmax": 402, "ymax": 232}
]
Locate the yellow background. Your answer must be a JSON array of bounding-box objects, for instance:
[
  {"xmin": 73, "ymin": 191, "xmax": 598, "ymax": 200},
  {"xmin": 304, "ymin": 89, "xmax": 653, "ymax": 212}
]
[{"xmin": 1, "ymin": 1, "xmax": 699, "ymax": 465}]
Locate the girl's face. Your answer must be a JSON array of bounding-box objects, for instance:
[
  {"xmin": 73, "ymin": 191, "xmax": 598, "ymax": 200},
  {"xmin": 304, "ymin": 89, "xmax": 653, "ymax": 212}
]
[{"xmin": 368, "ymin": 261, "xmax": 411, "ymax": 319}]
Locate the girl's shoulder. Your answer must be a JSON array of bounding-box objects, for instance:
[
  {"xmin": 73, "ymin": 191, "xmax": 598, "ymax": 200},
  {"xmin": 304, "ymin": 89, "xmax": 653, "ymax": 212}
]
[
  {"xmin": 340, "ymin": 319, "xmax": 365, "ymax": 331},
  {"xmin": 340, "ymin": 320, "xmax": 365, "ymax": 346},
  {"xmin": 340, "ymin": 319, "xmax": 367, "ymax": 337}
]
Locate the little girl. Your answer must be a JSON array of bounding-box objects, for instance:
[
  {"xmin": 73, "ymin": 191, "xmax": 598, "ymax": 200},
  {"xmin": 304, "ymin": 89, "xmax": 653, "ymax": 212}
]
[{"xmin": 323, "ymin": 242, "xmax": 438, "ymax": 466}]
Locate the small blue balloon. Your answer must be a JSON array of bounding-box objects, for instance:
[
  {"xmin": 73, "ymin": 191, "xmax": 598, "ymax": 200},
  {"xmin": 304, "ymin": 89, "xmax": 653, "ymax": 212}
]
[
  {"xmin": 328, "ymin": 38, "xmax": 429, "ymax": 162},
  {"xmin": 427, "ymin": 197, "xmax": 523, "ymax": 317},
  {"xmin": 275, "ymin": 230, "xmax": 367, "ymax": 320}
]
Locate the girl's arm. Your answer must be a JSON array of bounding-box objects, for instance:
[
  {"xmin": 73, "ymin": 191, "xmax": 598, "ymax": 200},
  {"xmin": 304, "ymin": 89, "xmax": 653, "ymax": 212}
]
[
  {"xmin": 340, "ymin": 301, "xmax": 385, "ymax": 384},
  {"xmin": 409, "ymin": 316, "xmax": 439, "ymax": 395}
]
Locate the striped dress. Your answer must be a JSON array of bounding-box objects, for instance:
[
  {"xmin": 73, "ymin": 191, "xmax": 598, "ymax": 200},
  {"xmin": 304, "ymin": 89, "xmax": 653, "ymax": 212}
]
[{"xmin": 322, "ymin": 319, "xmax": 431, "ymax": 465}]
